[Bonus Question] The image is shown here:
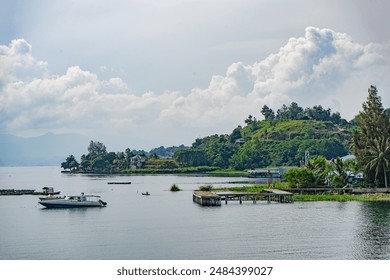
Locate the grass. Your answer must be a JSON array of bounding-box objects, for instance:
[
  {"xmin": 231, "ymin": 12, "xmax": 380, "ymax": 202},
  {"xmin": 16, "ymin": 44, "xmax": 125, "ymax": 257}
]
[
  {"xmin": 198, "ymin": 185, "xmax": 213, "ymax": 191},
  {"xmin": 211, "ymin": 184, "xmax": 390, "ymax": 202},
  {"xmin": 294, "ymin": 193, "xmax": 390, "ymax": 202}
]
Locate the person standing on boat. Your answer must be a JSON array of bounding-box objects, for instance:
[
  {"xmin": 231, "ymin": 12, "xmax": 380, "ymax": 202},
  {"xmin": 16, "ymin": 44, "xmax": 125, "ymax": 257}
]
[{"xmin": 80, "ymin": 192, "xmax": 86, "ymax": 202}]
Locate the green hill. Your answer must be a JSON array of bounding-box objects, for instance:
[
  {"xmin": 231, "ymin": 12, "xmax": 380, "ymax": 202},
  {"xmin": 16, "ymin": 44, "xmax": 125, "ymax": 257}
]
[{"xmin": 174, "ymin": 118, "xmax": 353, "ymax": 170}]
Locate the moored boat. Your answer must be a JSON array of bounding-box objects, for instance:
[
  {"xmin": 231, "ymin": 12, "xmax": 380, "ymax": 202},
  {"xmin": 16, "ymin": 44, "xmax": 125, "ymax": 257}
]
[
  {"xmin": 33, "ymin": 187, "xmax": 61, "ymax": 195},
  {"xmin": 0, "ymin": 189, "xmax": 35, "ymax": 196},
  {"xmin": 247, "ymin": 168, "xmax": 282, "ymax": 179},
  {"xmin": 39, "ymin": 193, "xmax": 107, "ymax": 208}
]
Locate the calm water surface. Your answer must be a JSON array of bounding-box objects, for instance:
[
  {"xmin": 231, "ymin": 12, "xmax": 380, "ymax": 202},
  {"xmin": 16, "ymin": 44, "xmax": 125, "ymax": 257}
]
[{"xmin": 1, "ymin": 166, "xmax": 390, "ymax": 260}]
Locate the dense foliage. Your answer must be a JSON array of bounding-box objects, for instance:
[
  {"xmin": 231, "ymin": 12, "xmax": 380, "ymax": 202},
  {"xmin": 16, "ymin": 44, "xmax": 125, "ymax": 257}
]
[
  {"xmin": 62, "ymin": 103, "xmax": 353, "ymax": 173},
  {"xmin": 352, "ymin": 86, "xmax": 390, "ymax": 187},
  {"xmin": 149, "ymin": 145, "xmax": 188, "ymax": 158},
  {"xmin": 175, "ymin": 112, "xmax": 351, "ymax": 170}
]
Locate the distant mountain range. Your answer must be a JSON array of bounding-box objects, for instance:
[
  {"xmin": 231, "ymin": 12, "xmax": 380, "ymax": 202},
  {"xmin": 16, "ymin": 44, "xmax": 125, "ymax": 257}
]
[{"xmin": 0, "ymin": 133, "xmax": 90, "ymax": 166}]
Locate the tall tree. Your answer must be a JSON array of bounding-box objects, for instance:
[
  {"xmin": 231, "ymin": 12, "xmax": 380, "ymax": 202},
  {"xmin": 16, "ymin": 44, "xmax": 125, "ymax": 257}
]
[
  {"xmin": 261, "ymin": 105, "xmax": 275, "ymax": 120},
  {"xmin": 87, "ymin": 140, "xmax": 107, "ymax": 157},
  {"xmin": 287, "ymin": 102, "xmax": 304, "ymax": 120},
  {"xmin": 330, "ymin": 157, "xmax": 349, "ymax": 188},
  {"xmin": 61, "ymin": 155, "xmax": 79, "ymax": 171},
  {"xmin": 352, "ymin": 86, "xmax": 390, "ymax": 187}
]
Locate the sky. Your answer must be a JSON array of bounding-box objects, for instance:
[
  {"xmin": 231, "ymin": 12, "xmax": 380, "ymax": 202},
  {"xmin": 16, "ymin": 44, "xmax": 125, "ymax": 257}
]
[{"xmin": 1, "ymin": 0, "xmax": 390, "ymax": 151}]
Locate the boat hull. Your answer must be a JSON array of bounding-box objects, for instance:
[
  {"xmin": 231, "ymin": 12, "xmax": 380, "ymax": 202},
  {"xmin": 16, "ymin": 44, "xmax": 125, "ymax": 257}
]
[{"xmin": 39, "ymin": 199, "xmax": 106, "ymax": 208}]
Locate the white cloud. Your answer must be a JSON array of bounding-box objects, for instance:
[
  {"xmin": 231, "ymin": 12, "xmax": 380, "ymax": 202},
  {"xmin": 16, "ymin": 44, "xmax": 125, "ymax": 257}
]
[
  {"xmin": 160, "ymin": 27, "xmax": 390, "ymax": 127},
  {"xmin": 0, "ymin": 39, "xmax": 48, "ymax": 83},
  {"xmin": 1, "ymin": 27, "xmax": 389, "ymax": 150}
]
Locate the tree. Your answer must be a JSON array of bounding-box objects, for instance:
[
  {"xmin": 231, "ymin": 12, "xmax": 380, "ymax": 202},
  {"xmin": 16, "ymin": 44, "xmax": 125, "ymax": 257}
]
[
  {"xmin": 352, "ymin": 86, "xmax": 390, "ymax": 187},
  {"xmin": 124, "ymin": 148, "xmax": 134, "ymax": 169},
  {"xmin": 276, "ymin": 104, "xmax": 289, "ymax": 120},
  {"xmin": 304, "ymin": 105, "xmax": 331, "ymax": 121},
  {"xmin": 245, "ymin": 115, "xmax": 255, "ymax": 125},
  {"xmin": 366, "ymin": 137, "xmax": 390, "ymax": 188},
  {"xmin": 330, "ymin": 157, "xmax": 349, "ymax": 188},
  {"xmin": 61, "ymin": 155, "xmax": 79, "ymax": 171},
  {"xmin": 229, "ymin": 126, "xmax": 242, "ymax": 143},
  {"xmin": 174, "ymin": 149, "xmax": 209, "ymax": 167},
  {"xmin": 306, "ymin": 156, "xmax": 330, "ymax": 186},
  {"xmin": 287, "ymin": 102, "xmax": 304, "ymax": 120},
  {"xmin": 261, "ymin": 105, "xmax": 275, "ymax": 120},
  {"xmin": 283, "ymin": 168, "xmax": 316, "ymax": 188},
  {"xmin": 357, "ymin": 86, "xmax": 389, "ymax": 139},
  {"xmin": 87, "ymin": 140, "xmax": 107, "ymax": 157},
  {"xmin": 229, "ymin": 140, "xmax": 271, "ymax": 170}
]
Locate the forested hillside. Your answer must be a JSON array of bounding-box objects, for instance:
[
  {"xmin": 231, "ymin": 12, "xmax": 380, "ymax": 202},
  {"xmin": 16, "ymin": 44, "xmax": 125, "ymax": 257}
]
[
  {"xmin": 62, "ymin": 102, "xmax": 357, "ymax": 172},
  {"xmin": 174, "ymin": 103, "xmax": 353, "ymax": 170}
]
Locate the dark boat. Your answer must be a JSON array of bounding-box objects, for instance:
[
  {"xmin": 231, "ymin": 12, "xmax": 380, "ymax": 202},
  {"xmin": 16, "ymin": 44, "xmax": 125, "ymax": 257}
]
[
  {"xmin": 247, "ymin": 168, "xmax": 282, "ymax": 179},
  {"xmin": 0, "ymin": 189, "xmax": 35, "ymax": 196},
  {"xmin": 142, "ymin": 192, "xmax": 150, "ymax": 196},
  {"xmin": 33, "ymin": 187, "xmax": 61, "ymax": 195},
  {"xmin": 107, "ymin": 182, "xmax": 131, "ymax": 184}
]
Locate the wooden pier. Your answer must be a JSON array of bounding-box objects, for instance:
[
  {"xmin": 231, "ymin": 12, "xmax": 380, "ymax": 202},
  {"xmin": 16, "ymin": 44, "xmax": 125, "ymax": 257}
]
[
  {"xmin": 193, "ymin": 189, "xmax": 294, "ymax": 207},
  {"xmin": 193, "ymin": 191, "xmax": 222, "ymax": 206}
]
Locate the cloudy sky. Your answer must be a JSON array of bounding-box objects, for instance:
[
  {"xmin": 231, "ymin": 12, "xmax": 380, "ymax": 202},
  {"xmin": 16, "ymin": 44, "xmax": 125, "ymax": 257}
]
[{"xmin": 1, "ymin": 0, "xmax": 390, "ymax": 151}]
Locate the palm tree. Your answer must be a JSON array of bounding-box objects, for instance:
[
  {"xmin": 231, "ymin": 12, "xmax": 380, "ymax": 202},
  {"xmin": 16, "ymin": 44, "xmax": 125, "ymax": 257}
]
[
  {"xmin": 330, "ymin": 157, "xmax": 349, "ymax": 188},
  {"xmin": 366, "ymin": 137, "xmax": 390, "ymax": 188}
]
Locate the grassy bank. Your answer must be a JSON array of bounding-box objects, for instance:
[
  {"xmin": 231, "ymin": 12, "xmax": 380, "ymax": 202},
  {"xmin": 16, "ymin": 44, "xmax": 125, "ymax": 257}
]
[
  {"xmin": 294, "ymin": 193, "xmax": 390, "ymax": 202},
  {"xmin": 210, "ymin": 184, "xmax": 390, "ymax": 202}
]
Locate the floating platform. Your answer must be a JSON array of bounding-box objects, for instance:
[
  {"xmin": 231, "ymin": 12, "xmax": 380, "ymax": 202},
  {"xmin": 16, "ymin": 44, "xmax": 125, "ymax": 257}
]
[
  {"xmin": 193, "ymin": 189, "xmax": 294, "ymax": 207},
  {"xmin": 193, "ymin": 191, "xmax": 222, "ymax": 206}
]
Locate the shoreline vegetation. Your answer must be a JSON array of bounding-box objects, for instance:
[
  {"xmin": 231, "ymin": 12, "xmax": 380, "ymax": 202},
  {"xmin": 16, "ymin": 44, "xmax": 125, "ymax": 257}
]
[
  {"xmin": 61, "ymin": 168, "xmax": 390, "ymax": 201},
  {"xmin": 60, "ymin": 86, "xmax": 390, "ymax": 203},
  {"xmin": 62, "ymin": 167, "xmax": 248, "ymax": 177},
  {"xmin": 205, "ymin": 185, "xmax": 390, "ymax": 202}
]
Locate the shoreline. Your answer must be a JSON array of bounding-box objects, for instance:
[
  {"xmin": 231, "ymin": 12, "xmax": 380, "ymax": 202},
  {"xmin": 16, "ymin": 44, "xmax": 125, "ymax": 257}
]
[{"xmin": 209, "ymin": 186, "xmax": 390, "ymax": 202}]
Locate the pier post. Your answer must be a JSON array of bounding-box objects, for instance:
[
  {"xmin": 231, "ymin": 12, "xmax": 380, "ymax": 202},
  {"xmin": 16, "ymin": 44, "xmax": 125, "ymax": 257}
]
[{"xmin": 239, "ymin": 195, "xmax": 242, "ymax": 204}]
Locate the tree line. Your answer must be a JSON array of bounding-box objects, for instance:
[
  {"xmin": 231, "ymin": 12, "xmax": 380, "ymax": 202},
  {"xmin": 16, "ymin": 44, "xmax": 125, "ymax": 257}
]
[
  {"xmin": 61, "ymin": 85, "xmax": 390, "ymax": 188},
  {"xmin": 283, "ymin": 86, "xmax": 390, "ymax": 188}
]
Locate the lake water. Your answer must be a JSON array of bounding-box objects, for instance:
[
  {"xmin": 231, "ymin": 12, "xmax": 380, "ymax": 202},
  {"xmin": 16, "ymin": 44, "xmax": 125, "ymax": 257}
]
[{"xmin": 1, "ymin": 166, "xmax": 390, "ymax": 260}]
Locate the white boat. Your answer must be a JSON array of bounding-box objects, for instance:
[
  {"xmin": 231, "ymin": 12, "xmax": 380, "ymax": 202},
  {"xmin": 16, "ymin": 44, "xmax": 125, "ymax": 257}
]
[
  {"xmin": 39, "ymin": 193, "xmax": 107, "ymax": 208},
  {"xmin": 39, "ymin": 195, "xmax": 64, "ymax": 201}
]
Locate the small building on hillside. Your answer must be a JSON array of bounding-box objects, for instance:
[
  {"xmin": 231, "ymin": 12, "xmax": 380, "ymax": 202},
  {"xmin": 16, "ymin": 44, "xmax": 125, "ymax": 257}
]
[{"xmin": 235, "ymin": 138, "xmax": 246, "ymax": 146}]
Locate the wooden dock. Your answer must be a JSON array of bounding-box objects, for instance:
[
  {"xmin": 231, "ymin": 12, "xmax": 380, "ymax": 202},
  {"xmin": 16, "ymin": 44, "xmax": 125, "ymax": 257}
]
[
  {"xmin": 193, "ymin": 189, "xmax": 294, "ymax": 207},
  {"xmin": 193, "ymin": 191, "xmax": 222, "ymax": 206}
]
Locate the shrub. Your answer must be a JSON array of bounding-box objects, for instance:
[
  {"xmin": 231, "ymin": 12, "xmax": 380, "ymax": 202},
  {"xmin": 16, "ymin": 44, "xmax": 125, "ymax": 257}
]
[
  {"xmin": 283, "ymin": 168, "xmax": 316, "ymax": 188},
  {"xmin": 199, "ymin": 185, "xmax": 213, "ymax": 191},
  {"xmin": 170, "ymin": 184, "xmax": 181, "ymax": 192}
]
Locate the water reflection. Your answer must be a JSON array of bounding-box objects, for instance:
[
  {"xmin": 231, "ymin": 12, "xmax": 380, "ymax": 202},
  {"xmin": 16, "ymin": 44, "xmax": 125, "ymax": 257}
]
[{"xmin": 354, "ymin": 202, "xmax": 390, "ymax": 259}]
